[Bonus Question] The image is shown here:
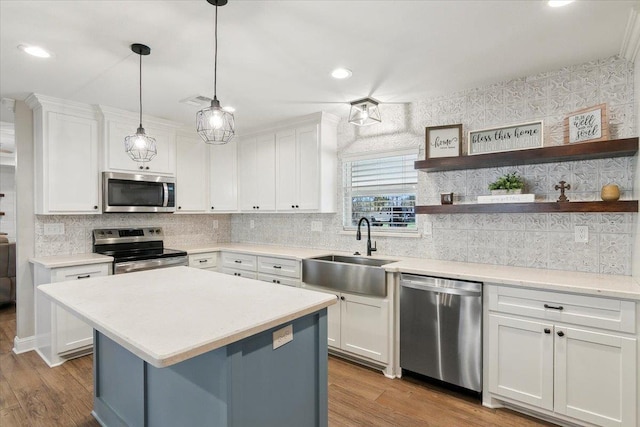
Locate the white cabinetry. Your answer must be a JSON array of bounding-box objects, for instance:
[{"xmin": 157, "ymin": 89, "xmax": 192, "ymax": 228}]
[
  {"xmin": 240, "ymin": 112, "xmax": 338, "ymax": 213},
  {"xmin": 486, "ymin": 285, "xmax": 637, "ymax": 427},
  {"xmin": 100, "ymin": 106, "xmax": 178, "ymax": 175},
  {"xmin": 34, "ymin": 262, "xmax": 111, "ymax": 367},
  {"xmin": 238, "ymin": 134, "xmax": 276, "ymax": 212},
  {"xmin": 302, "ymin": 284, "xmax": 389, "ymax": 365},
  {"xmin": 188, "ymin": 252, "xmax": 217, "ymax": 272},
  {"xmin": 26, "ymin": 94, "xmax": 101, "ymax": 214},
  {"xmin": 209, "ymin": 139, "xmax": 238, "ymax": 212},
  {"xmin": 220, "ymin": 252, "xmax": 258, "ymax": 279},
  {"xmin": 257, "ymin": 256, "xmax": 301, "ymax": 287}
]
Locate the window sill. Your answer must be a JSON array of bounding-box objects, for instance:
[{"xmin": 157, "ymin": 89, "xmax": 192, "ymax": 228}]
[{"xmin": 339, "ymin": 229, "xmax": 422, "ymax": 239}]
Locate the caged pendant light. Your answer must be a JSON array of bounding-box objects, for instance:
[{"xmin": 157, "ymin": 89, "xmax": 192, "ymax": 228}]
[
  {"xmin": 124, "ymin": 43, "xmax": 157, "ymax": 163},
  {"xmin": 348, "ymin": 97, "xmax": 381, "ymax": 126},
  {"xmin": 196, "ymin": 0, "xmax": 235, "ymax": 144}
]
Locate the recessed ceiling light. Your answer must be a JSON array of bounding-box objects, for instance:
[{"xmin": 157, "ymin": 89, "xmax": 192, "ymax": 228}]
[
  {"xmin": 331, "ymin": 68, "xmax": 352, "ymax": 79},
  {"xmin": 17, "ymin": 44, "xmax": 52, "ymax": 58},
  {"xmin": 223, "ymin": 106, "xmax": 235, "ymax": 113},
  {"xmin": 548, "ymin": 0, "xmax": 574, "ymax": 7}
]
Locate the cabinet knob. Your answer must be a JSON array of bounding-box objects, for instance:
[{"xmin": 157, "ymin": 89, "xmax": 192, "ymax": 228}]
[
  {"xmin": 291, "ymin": 205, "xmax": 295, "ymax": 209},
  {"xmin": 257, "ymin": 206, "xmax": 259, "ymax": 209},
  {"xmin": 93, "ymin": 205, "xmax": 98, "ymax": 210},
  {"xmin": 178, "ymin": 206, "xmax": 182, "ymax": 210},
  {"xmin": 340, "ymin": 296, "xmax": 345, "ymax": 301},
  {"xmin": 145, "ymin": 166, "xmax": 149, "ymax": 170},
  {"xmin": 295, "ymin": 205, "xmax": 299, "ymax": 208},
  {"xmin": 139, "ymin": 166, "xmax": 144, "ymax": 170},
  {"xmin": 544, "ymin": 328, "xmax": 551, "ymax": 334},
  {"xmin": 557, "ymin": 331, "xmax": 565, "ymax": 337},
  {"xmin": 211, "ymin": 206, "xmax": 214, "ymax": 210}
]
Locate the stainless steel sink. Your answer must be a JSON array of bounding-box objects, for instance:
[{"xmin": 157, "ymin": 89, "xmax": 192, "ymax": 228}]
[{"xmin": 302, "ymin": 255, "xmax": 396, "ymax": 297}]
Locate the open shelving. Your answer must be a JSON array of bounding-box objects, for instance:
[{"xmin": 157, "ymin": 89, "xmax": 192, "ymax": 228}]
[{"xmin": 416, "ymin": 200, "xmax": 638, "ymax": 214}]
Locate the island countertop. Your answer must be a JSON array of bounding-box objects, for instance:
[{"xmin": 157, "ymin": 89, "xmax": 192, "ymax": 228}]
[{"xmin": 37, "ymin": 266, "xmax": 337, "ymax": 368}]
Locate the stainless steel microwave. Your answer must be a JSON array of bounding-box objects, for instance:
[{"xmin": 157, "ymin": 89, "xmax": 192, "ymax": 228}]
[{"xmin": 103, "ymin": 172, "xmax": 176, "ymax": 213}]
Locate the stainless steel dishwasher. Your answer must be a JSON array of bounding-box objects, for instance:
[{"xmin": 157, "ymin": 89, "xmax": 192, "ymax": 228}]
[{"xmin": 400, "ymin": 273, "xmax": 482, "ymax": 393}]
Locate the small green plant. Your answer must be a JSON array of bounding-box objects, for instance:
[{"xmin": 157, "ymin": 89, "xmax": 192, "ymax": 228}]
[{"xmin": 488, "ymin": 172, "xmax": 525, "ymax": 191}]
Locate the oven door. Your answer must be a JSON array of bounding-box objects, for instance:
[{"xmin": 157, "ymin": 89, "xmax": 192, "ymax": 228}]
[{"xmin": 114, "ymin": 255, "xmax": 188, "ymax": 274}]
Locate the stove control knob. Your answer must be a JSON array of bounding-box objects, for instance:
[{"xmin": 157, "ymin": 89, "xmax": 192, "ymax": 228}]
[
  {"xmin": 149, "ymin": 229, "xmax": 155, "ymax": 234},
  {"xmin": 155, "ymin": 229, "xmax": 161, "ymax": 234}
]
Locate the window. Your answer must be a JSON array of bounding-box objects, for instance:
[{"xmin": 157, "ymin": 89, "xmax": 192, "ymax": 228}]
[{"xmin": 343, "ymin": 149, "xmax": 418, "ymax": 232}]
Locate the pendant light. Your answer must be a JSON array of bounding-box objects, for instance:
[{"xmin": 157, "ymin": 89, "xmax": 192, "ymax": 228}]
[
  {"xmin": 124, "ymin": 43, "xmax": 157, "ymax": 163},
  {"xmin": 348, "ymin": 97, "xmax": 382, "ymax": 126},
  {"xmin": 196, "ymin": 0, "xmax": 235, "ymax": 144}
]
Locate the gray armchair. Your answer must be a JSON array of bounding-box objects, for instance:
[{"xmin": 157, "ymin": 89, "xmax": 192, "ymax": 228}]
[{"xmin": 0, "ymin": 236, "xmax": 16, "ymax": 305}]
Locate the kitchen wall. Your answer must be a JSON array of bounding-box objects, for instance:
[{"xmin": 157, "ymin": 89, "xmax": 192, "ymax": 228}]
[
  {"xmin": 34, "ymin": 214, "xmax": 231, "ymax": 256},
  {"xmin": 233, "ymin": 55, "xmax": 637, "ymax": 276},
  {"xmin": 0, "ymin": 165, "xmax": 15, "ymax": 240},
  {"xmin": 633, "ymin": 50, "xmax": 640, "ymax": 283}
]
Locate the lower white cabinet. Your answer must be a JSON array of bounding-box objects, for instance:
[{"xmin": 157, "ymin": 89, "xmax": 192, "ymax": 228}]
[
  {"xmin": 220, "ymin": 252, "xmax": 301, "ymax": 286},
  {"xmin": 486, "ymin": 284, "xmax": 637, "ymax": 427},
  {"xmin": 302, "ymin": 284, "xmax": 389, "ymax": 365},
  {"xmin": 188, "ymin": 252, "xmax": 217, "ymax": 272},
  {"xmin": 34, "ymin": 262, "xmax": 111, "ymax": 367}
]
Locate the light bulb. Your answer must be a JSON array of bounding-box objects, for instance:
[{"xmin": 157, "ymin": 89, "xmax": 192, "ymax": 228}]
[
  {"xmin": 209, "ymin": 110, "xmax": 224, "ymax": 129},
  {"xmin": 134, "ymin": 136, "xmax": 147, "ymax": 149}
]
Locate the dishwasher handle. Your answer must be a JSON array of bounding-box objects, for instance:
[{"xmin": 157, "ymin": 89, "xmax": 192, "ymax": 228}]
[{"xmin": 400, "ymin": 280, "xmax": 482, "ymax": 297}]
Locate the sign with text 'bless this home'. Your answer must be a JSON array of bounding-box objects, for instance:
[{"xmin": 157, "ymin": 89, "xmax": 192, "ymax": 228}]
[{"xmin": 468, "ymin": 121, "xmax": 543, "ymax": 155}]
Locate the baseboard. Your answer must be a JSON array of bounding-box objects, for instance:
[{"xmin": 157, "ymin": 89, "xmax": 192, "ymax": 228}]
[{"xmin": 13, "ymin": 334, "xmax": 36, "ymax": 354}]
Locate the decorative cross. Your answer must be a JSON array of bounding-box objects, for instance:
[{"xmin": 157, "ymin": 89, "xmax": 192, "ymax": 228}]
[{"xmin": 555, "ymin": 180, "xmax": 571, "ymax": 202}]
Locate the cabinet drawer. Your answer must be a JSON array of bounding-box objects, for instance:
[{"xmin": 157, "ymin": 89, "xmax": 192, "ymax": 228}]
[
  {"xmin": 221, "ymin": 268, "xmax": 258, "ymax": 280},
  {"xmin": 188, "ymin": 253, "xmax": 217, "ymax": 269},
  {"xmin": 257, "ymin": 256, "xmax": 300, "ymax": 278},
  {"xmin": 220, "ymin": 252, "xmax": 257, "ymax": 272},
  {"xmin": 487, "ymin": 285, "xmax": 636, "ymax": 334},
  {"xmin": 258, "ymin": 273, "xmax": 300, "ymax": 288},
  {"xmin": 52, "ymin": 263, "xmax": 110, "ymax": 282}
]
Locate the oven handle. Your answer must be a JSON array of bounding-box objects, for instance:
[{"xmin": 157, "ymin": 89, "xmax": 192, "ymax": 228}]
[
  {"xmin": 163, "ymin": 183, "xmax": 169, "ymax": 207},
  {"xmin": 114, "ymin": 256, "xmax": 188, "ymax": 274}
]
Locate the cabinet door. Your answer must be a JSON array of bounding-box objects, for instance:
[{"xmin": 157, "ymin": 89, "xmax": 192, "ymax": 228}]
[
  {"xmin": 296, "ymin": 124, "xmax": 319, "ymax": 210},
  {"xmin": 105, "ymin": 119, "xmax": 175, "ymax": 175},
  {"xmin": 275, "ymin": 129, "xmax": 297, "ymax": 211},
  {"xmin": 210, "ymin": 139, "xmax": 238, "ymax": 212},
  {"xmin": 238, "ymin": 136, "xmax": 257, "ymax": 211},
  {"xmin": 44, "ymin": 112, "xmax": 99, "ymax": 213},
  {"xmin": 554, "ymin": 325, "xmax": 637, "ymax": 427},
  {"xmin": 488, "ymin": 314, "xmax": 554, "ymax": 411},
  {"xmin": 255, "ymin": 133, "xmax": 276, "ymax": 211},
  {"xmin": 188, "ymin": 252, "xmax": 217, "ymax": 270},
  {"xmin": 340, "ymin": 293, "xmax": 389, "ymax": 363},
  {"xmin": 176, "ymin": 133, "xmax": 208, "ymax": 212}
]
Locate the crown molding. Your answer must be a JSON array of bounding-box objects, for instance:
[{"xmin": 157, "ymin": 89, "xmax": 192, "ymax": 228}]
[{"xmin": 620, "ymin": 6, "xmax": 640, "ymax": 62}]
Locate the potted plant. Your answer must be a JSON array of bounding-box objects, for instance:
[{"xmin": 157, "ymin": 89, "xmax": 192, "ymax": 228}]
[{"xmin": 488, "ymin": 172, "xmax": 525, "ymax": 195}]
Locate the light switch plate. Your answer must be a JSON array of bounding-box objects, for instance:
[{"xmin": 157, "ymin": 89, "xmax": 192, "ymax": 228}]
[
  {"xmin": 273, "ymin": 324, "xmax": 293, "ymax": 350},
  {"xmin": 44, "ymin": 223, "xmax": 65, "ymax": 236}
]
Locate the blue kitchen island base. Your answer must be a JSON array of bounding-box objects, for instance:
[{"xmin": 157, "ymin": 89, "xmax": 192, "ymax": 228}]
[{"xmin": 92, "ymin": 309, "xmax": 328, "ymax": 427}]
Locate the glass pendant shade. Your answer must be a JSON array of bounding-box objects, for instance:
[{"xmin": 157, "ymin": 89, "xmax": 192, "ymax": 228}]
[
  {"xmin": 125, "ymin": 126, "xmax": 157, "ymax": 162},
  {"xmin": 197, "ymin": 97, "xmax": 235, "ymax": 144},
  {"xmin": 349, "ymin": 97, "xmax": 381, "ymax": 126}
]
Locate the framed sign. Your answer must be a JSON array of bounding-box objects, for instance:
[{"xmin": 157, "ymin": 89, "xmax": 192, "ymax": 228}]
[
  {"xmin": 425, "ymin": 124, "xmax": 462, "ymax": 159},
  {"xmin": 564, "ymin": 104, "xmax": 609, "ymax": 144},
  {"xmin": 468, "ymin": 121, "xmax": 543, "ymax": 155}
]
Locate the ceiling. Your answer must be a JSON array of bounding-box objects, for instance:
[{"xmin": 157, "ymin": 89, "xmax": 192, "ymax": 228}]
[{"xmin": 0, "ymin": 1, "xmax": 637, "ymax": 134}]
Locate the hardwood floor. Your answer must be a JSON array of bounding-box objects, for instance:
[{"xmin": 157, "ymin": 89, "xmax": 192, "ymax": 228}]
[{"xmin": 0, "ymin": 304, "xmax": 554, "ymax": 426}]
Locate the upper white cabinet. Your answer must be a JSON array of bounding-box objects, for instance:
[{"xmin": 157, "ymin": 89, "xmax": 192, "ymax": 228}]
[
  {"xmin": 26, "ymin": 94, "xmax": 101, "ymax": 214},
  {"xmin": 241, "ymin": 112, "xmax": 338, "ymax": 213},
  {"xmin": 99, "ymin": 106, "xmax": 178, "ymax": 176},
  {"xmin": 176, "ymin": 132, "xmax": 208, "ymax": 212},
  {"xmin": 209, "ymin": 139, "xmax": 238, "ymax": 212},
  {"xmin": 238, "ymin": 133, "xmax": 276, "ymax": 212}
]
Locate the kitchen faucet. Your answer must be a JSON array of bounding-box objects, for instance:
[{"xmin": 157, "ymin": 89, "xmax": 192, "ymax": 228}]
[{"xmin": 356, "ymin": 217, "xmax": 377, "ymax": 256}]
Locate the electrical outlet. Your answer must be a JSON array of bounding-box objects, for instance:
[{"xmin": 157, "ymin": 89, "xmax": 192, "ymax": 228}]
[
  {"xmin": 311, "ymin": 221, "xmax": 322, "ymax": 232},
  {"xmin": 423, "ymin": 221, "xmax": 433, "ymax": 236},
  {"xmin": 250, "ymin": 220, "xmax": 255, "ymax": 229},
  {"xmin": 273, "ymin": 324, "xmax": 293, "ymax": 350},
  {"xmin": 44, "ymin": 223, "xmax": 65, "ymax": 236},
  {"xmin": 575, "ymin": 226, "xmax": 588, "ymax": 243},
  {"xmin": 212, "ymin": 220, "xmax": 218, "ymax": 230}
]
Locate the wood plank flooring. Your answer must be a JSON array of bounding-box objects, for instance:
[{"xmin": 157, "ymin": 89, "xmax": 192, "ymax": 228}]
[{"xmin": 0, "ymin": 304, "xmax": 554, "ymax": 426}]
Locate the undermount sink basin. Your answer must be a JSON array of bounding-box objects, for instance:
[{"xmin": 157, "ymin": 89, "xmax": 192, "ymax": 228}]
[{"xmin": 302, "ymin": 255, "xmax": 396, "ymax": 297}]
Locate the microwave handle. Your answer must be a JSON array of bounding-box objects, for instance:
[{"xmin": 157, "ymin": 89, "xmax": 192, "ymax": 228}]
[{"xmin": 163, "ymin": 183, "xmax": 169, "ymax": 207}]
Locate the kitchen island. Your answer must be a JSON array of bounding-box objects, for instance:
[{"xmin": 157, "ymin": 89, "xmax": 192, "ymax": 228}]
[{"xmin": 37, "ymin": 266, "xmax": 336, "ymax": 427}]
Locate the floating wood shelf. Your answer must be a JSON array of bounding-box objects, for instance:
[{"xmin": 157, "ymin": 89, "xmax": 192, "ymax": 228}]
[
  {"xmin": 0, "ymin": 212, "xmax": 4, "ymax": 216},
  {"xmin": 414, "ymin": 137, "xmax": 638, "ymax": 172},
  {"xmin": 415, "ymin": 200, "xmax": 638, "ymax": 214},
  {"xmin": 0, "ymin": 193, "xmax": 4, "ymax": 197}
]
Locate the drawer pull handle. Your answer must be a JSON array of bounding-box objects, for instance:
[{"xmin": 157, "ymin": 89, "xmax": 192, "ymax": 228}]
[
  {"xmin": 544, "ymin": 328, "xmax": 551, "ymax": 334},
  {"xmin": 273, "ymin": 265, "xmax": 282, "ymax": 269},
  {"xmin": 557, "ymin": 331, "xmax": 565, "ymax": 337},
  {"xmin": 77, "ymin": 274, "xmax": 91, "ymax": 279},
  {"xmin": 544, "ymin": 304, "xmax": 564, "ymax": 311},
  {"xmin": 199, "ymin": 259, "xmax": 208, "ymax": 263},
  {"xmin": 234, "ymin": 260, "xmax": 242, "ymax": 264}
]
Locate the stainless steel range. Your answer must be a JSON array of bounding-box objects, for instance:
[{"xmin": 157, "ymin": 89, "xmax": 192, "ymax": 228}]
[{"xmin": 92, "ymin": 227, "xmax": 188, "ymax": 274}]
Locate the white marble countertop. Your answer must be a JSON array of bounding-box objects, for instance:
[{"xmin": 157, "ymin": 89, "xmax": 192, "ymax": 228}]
[
  {"xmin": 385, "ymin": 258, "xmax": 640, "ymax": 301},
  {"xmin": 29, "ymin": 253, "xmax": 113, "ymax": 268},
  {"xmin": 37, "ymin": 266, "xmax": 337, "ymax": 368},
  {"xmin": 179, "ymin": 243, "xmax": 334, "ymax": 260}
]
